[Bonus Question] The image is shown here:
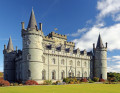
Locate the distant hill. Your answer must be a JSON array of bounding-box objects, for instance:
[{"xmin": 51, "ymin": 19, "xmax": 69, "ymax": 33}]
[{"xmin": 0, "ymin": 72, "xmax": 3, "ymax": 77}]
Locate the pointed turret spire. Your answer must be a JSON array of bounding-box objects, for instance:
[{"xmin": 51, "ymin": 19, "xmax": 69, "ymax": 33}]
[
  {"xmin": 96, "ymin": 34, "xmax": 104, "ymax": 48},
  {"xmin": 27, "ymin": 8, "xmax": 37, "ymax": 30},
  {"xmin": 7, "ymin": 37, "xmax": 14, "ymax": 51}
]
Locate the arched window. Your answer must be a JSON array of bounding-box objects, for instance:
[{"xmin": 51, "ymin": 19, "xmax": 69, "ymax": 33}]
[
  {"xmin": 77, "ymin": 61, "xmax": 80, "ymax": 66},
  {"xmin": 61, "ymin": 59, "xmax": 65, "ymax": 65},
  {"xmin": 84, "ymin": 71, "xmax": 87, "ymax": 77},
  {"xmin": 28, "ymin": 70, "xmax": 31, "ymax": 77},
  {"xmin": 61, "ymin": 70, "xmax": 65, "ymax": 79},
  {"xmin": 69, "ymin": 60, "xmax": 73, "ymax": 65},
  {"xmin": 52, "ymin": 70, "xmax": 56, "ymax": 80},
  {"xmin": 42, "ymin": 70, "xmax": 46, "ymax": 80},
  {"xmin": 77, "ymin": 71, "xmax": 80, "ymax": 77},
  {"xmin": 52, "ymin": 58, "xmax": 55, "ymax": 64},
  {"xmin": 27, "ymin": 54, "xmax": 31, "ymax": 60}
]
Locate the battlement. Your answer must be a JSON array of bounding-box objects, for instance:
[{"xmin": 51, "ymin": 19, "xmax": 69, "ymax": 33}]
[
  {"xmin": 43, "ymin": 36, "xmax": 55, "ymax": 42},
  {"xmin": 21, "ymin": 29, "xmax": 43, "ymax": 37},
  {"xmin": 65, "ymin": 41, "xmax": 75, "ymax": 47},
  {"xmin": 47, "ymin": 32, "xmax": 67, "ymax": 40},
  {"xmin": 93, "ymin": 47, "xmax": 107, "ymax": 51}
]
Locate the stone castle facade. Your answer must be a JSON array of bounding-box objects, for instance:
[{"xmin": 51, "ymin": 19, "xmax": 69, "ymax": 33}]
[{"xmin": 3, "ymin": 9, "xmax": 107, "ymax": 83}]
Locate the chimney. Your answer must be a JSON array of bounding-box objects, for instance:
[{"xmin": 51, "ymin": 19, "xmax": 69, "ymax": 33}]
[
  {"xmin": 39, "ymin": 23, "xmax": 42, "ymax": 31},
  {"xmin": 93, "ymin": 43, "xmax": 95, "ymax": 49},
  {"xmin": 4, "ymin": 45, "xmax": 6, "ymax": 49},
  {"xmin": 106, "ymin": 42, "xmax": 107, "ymax": 48},
  {"xmin": 16, "ymin": 46, "xmax": 17, "ymax": 51},
  {"xmin": 21, "ymin": 22, "xmax": 25, "ymax": 29}
]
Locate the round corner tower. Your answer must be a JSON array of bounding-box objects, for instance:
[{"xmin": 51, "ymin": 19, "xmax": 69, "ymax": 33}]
[
  {"xmin": 93, "ymin": 34, "xmax": 107, "ymax": 80},
  {"xmin": 21, "ymin": 9, "xmax": 44, "ymax": 83},
  {"xmin": 3, "ymin": 37, "xmax": 16, "ymax": 82}
]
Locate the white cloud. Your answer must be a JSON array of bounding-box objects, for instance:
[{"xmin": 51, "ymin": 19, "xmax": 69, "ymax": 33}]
[
  {"xmin": 69, "ymin": 28, "xmax": 88, "ymax": 37},
  {"xmin": 72, "ymin": 23, "xmax": 120, "ymax": 51},
  {"xmin": 106, "ymin": 56, "xmax": 120, "ymax": 72},
  {"xmin": 69, "ymin": 0, "xmax": 120, "ymax": 73},
  {"xmin": 107, "ymin": 56, "xmax": 120, "ymax": 62},
  {"xmin": 107, "ymin": 64, "xmax": 120, "ymax": 72},
  {"xmin": 86, "ymin": 19, "xmax": 93, "ymax": 24},
  {"xmin": 112, "ymin": 56, "xmax": 120, "ymax": 61},
  {"xmin": 107, "ymin": 67, "xmax": 118, "ymax": 72},
  {"xmin": 113, "ymin": 14, "xmax": 120, "ymax": 21},
  {"xmin": 97, "ymin": 0, "xmax": 120, "ymax": 22}
]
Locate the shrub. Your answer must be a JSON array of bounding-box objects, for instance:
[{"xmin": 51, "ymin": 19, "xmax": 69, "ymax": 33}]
[
  {"xmin": 25, "ymin": 80, "xmax": 38, "ymax": 85},
  {"xmin": 70, "ymin": 81, "xmax": 74, "ymax": 84},
  {"xmin": 89, "ymin": 79, "xmax": 94, "ymax": 83},
  {"xmin": 0, "ymin": 80, "xmax": 10, "ymax": 86},
  {"xmin": 43, "ymin": 80, "xmax": 52, "ymax": 85},
  {"xmin": 19, "ymin": 84, "xmax": 23, "ymax": 86},
  {"xmin": 10, "ymin": 83, "xmax": 14, "ymax": 86},
  {"xmin": 63, "ymin": 78, "xmax": 70, "ymax": 84},
  {"xmin": 81, "ymin": 78, "xmax": 87, "ymax": 82},
  {"xmin": 74, "ymin": 80, "xmax": 80, "ymax": 84},
  {"xmin": 4, "ymin": 80, "xmax": 10, "ymax": 86},
  {"xmin": 13, "ymin": 83, "xmax": 19, "ymax": 86},
  {"xmin": 93, "ymin": 77, "xmax": 99, "ymax": 82},
  {"xmin": 55, "ymin": 80, "xmax": 61, "ymax": 85},
  {"xmin": 99, "ymin": 79, "xmax": 105, "ymax": 82},
  {"xmin": 0, "ymin": 77, "xmax": 3, "ymax": 80}
]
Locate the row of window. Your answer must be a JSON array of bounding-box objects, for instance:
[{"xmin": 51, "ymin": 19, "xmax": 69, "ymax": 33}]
[
  {"xmin": 45, "ymin": 50, "xmax": 86, "ymax": 57},
  {"xmin": 42, "ymin": 70, "xmax": 87, "ymax": 80},
  {"xmin": 26, "ymin": 54, "xmax": 87, "ymax": 67},
  {"xmin": 27, "ymin": 70, "xmax": 87, "ymax": 80},
  {"xmin": 52, "ymin": 59, "xmax": 87, "ymax": 67}
]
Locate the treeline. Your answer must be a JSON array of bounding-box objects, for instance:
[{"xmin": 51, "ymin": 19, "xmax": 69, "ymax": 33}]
[{"xmin": 107, "ymin": 72, "xmax": 120, "ymax": 82}]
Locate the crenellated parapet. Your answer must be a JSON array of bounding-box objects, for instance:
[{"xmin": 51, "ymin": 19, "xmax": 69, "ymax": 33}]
[
  {"xmin": 21, "ymin": 29, "xmax": 43, "ymax": 37},
  {"xmin": 43, "ymin": 36, "xmax": 55, "ymax": 42},
  {"xmin": 47, "ymin": 32, "xmax": 67, "ymax": 40},
  {"xmin": 65, "ymin": 41, "xmax": 75, "ymax": 47}
]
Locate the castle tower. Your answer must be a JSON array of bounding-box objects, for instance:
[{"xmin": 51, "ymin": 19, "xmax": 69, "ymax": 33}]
[
  {"xmin": 93, "ymin": 34, "xmax": 107, "ymax": 80},
  {"xmin": 21, "ymin": 9, "xmax": 44, "ymax": 83},
  {"xmin": 3, "ymin": 37, "xmax": 16, "ymax": 82}
]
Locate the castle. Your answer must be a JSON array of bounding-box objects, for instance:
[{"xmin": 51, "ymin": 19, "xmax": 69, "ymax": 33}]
[{"xmin": 3, "ymin": 9, "xmax": 107, "ymax": 83}]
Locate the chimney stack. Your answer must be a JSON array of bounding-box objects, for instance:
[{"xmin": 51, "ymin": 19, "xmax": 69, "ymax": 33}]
[
  {"xmin": 4, "ymin": 45, "xmax": 6, "ymax": 49},
  {"xmin": 93, "ymin": 43, "xmax": 95, "ymax": 49},
  {"xmin": 106, "ymin": 42, "xmax": 107, "ymax": 48},
  {"xmin": 21, "ymin": 22, "xmax": 25, "ymax": 29},
  {"xmin": 39, "ymin": 23, "xmax": 42, "ymax": 31}
]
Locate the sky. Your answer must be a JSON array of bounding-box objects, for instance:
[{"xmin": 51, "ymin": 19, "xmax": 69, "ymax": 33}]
[{"xmin": 0, "ymin": 0, "xmax": 120, "ymax": 72}]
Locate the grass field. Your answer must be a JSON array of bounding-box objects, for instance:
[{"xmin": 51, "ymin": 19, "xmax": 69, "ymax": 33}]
[{"xmin": 0, "ymin": 84, "xmax": 120, "ymax": 93}]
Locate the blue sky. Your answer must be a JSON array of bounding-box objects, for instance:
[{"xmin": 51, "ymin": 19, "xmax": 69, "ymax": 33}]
[{"xmin": 0, "ymin": 0, "xmax": 120, "ymax": 72}]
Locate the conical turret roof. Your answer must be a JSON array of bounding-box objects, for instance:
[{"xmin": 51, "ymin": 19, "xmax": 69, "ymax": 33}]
[
  {"xmin": 96, "ymin": 34, "xmax": 104, "ymax": 48},
  {"xmin": 7, "ymin": 37, "xmax": 14, "ymax": 51},
  {"xmin": 27, "ymin": 8, "xmax": 37, "ymax": 30}
]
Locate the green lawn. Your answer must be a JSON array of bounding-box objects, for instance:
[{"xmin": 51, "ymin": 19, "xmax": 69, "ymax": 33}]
[{"xmin": 0, "ymin": 84, "xmax": 120, "ymax": 93}]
